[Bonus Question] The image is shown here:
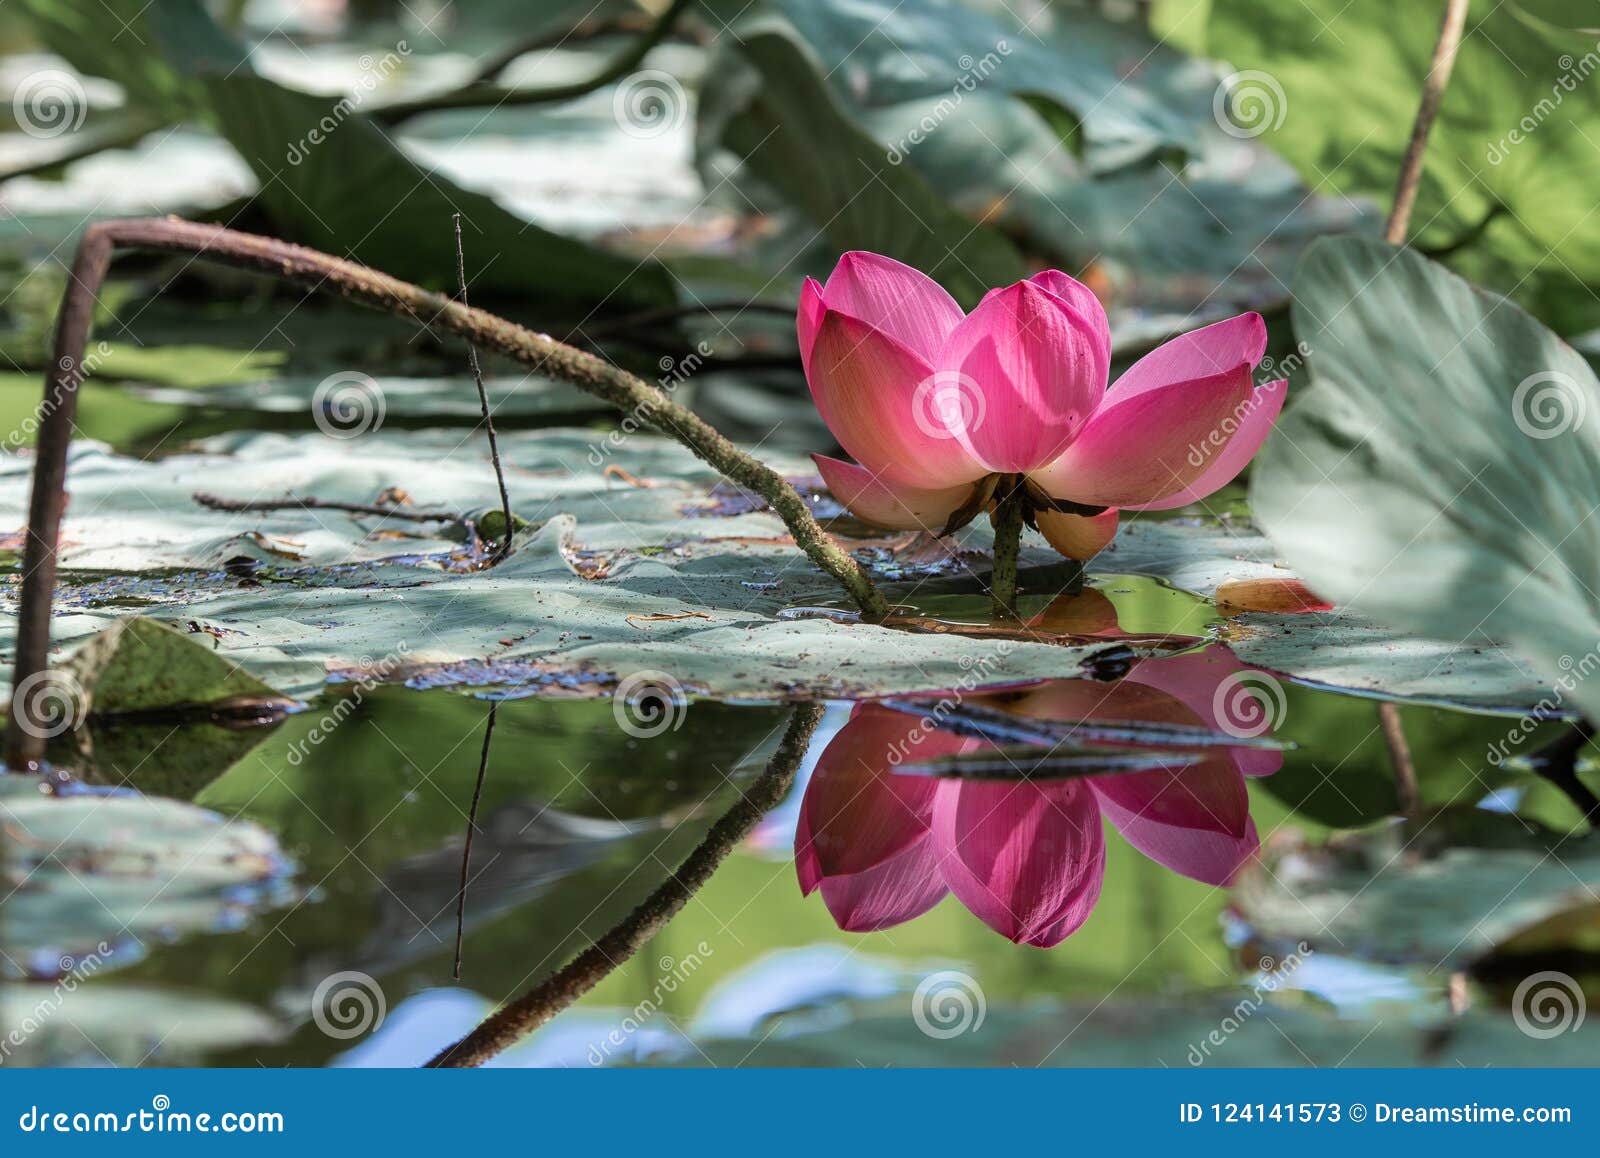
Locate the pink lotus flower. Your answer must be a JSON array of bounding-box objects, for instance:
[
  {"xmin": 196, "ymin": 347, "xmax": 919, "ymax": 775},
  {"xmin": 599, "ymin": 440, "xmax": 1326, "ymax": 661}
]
[
  {"xmin": 799, "ymin": 253, "xmax": 1287, "ymax": 558},
  {"xmin": 794, "ymin": 646, "xmax": 1281, "ymax": 947}
]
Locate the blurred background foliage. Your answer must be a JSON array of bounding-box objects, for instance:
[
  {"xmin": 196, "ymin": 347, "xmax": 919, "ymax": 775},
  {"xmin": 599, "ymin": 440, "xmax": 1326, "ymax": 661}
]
[{"xmin": 1, "ymin": 0, "xmax": 1594, "ymax": 461}]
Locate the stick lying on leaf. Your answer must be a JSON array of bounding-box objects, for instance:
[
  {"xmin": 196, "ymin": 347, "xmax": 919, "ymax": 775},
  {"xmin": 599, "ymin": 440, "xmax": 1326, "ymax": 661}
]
[{"xmin": 3, "ymin": 217, "xmax": 887, "ymax": 769}]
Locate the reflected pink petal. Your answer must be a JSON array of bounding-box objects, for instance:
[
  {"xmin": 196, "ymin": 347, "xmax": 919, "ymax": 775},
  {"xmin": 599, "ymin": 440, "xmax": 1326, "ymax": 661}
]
[
  {"xmin": 1096, "ymin": 795, "xmax": 1260, "ymax": 887},
  {"xmin": 939, "ymin": 281, "xmax": 1107, "ymax": 473},
  {"xmin": 1090, "ymin": 763, "xmax": 1250, "ymax": 840},
  {"xmin": 1124, "ymin": 648, "xmax": 1284, "ymax": 778},
  {"xmin": 812, "ymin": 454, "xmax": 975, "ymax": 532},
  {"xmin": 818, "ymin": 838, "xmax": 950, "ymax": 932},
  {"xmin": 821, "ymin": 251, "xmax": 965, "ymax": 363},
  {"xmin": 807, "ymin": 310, "xmax": 986, "ymax": 488},
  {"xmin": 1027, "ymin": 362, "xmax": 1253, "ymax": 507},
  {"xmin": 795, "ymin": 705, "xmax": 949, "ymax": 881},
  {"xmin": 931, "ymin": 778, "xmax": 1106, "ymax": 946}
]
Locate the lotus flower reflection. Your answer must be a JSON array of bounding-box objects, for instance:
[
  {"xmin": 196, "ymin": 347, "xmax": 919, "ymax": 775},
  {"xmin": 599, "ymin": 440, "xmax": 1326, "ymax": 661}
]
[
  {"xmin": 800, "ymin": 253, "xmax": 1287, "ymax": 559},
  {"xmin": 794, "ymin": 646, "xmax": 1282, "ymax": 947}
]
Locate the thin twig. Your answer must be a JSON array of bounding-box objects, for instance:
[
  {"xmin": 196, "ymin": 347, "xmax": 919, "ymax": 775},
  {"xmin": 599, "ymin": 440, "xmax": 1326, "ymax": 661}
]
[
  {"xmin": 454, "ymin": 701, "xmax": 497, "ymax": 980},
  {"xmin": 374, "ymin": 0, "xmax": 697, "ymax": 125},
  {"xmin": 452, "ymin": 213, "xmax": 514, "ymax": 560},
  {"xmin": 3, "ymin": 219, "xmax": 884, "ymax": 768},
  {"xmin": 425, "ymin": 701, "xmax": 824, "ymax": 1067},
  {"xmin": 1384, "ymin": 0, "xmax": 1471, "ymax": 245},
  {"xmin": 1377, "ymin": 702, "xmax": 1420, "ymax": 816},
  {"xmin": 1371, "ymin": 0, "xmax": 1472, "ymax": 800},
  {"xmin": 193, "ymin": 491, "xmax": 461, "ymax": 523}
]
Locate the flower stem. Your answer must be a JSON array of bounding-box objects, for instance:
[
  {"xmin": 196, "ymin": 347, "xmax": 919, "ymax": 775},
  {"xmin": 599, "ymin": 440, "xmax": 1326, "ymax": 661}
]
[{"xmin": 988, "ymin": 473, "xmax": 1026, "ymax": 620}]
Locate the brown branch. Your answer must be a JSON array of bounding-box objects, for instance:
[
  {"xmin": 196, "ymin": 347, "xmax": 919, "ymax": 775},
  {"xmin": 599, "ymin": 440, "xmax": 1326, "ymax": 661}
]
[
  {"xmin": 425, "ymin": 700, "xmax": 824, "ymax": 1067},
  {"xmin": 193, "ymin": 491, "xmax": 461, "ymax": 523},
  {"xmin": 2, "ymin": 219, "xmax": 885, "ymax": 768},
  {"xmin": 1385, "ymin": 0, "xmax": 1470, "ymax": 245}
]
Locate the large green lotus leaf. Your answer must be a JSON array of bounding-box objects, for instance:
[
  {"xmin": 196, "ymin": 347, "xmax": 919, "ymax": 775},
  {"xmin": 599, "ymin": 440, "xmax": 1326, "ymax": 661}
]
[
  {"xmin": 1235, "ymin": 809, "xmax": 1600, "ymax": 969},
  {"xmin": 0, "ymin": 429, "xmax": 1109, "ymax": 699},
  {"xmin": 0, "ymin": 427, "xmax": 1565, "ymax": 708},
  {"xmin": 1, "ymin": 986, "xmax": 282, "ymax": 1066},
  {"xmin": 0, "ymin": 774, "xmax": 293, "ymax": 969},
  {"xmin": 1250, "ymin": 237, "xmax": 1600, "ymax": 720},
  {"xmin": 696, "ymin": 14, "xmax": 1026, "ymax": 308},
  {"xmin": 1208, "ymin": 0, "xmax": 1600, "ymax": 335},
  {"xmin": 124, "ymin": 374, "xmax": 630, "ymax": 422},
  {"xmin": 1101, "ymin": 520, "xmax": 1553, "ymax": 711},
  {"xmin": 197, "ymin": 73, "xmax": 672, "ymax": 310},
  {"xmin": 744, "ymin": 0, "xmax": 1217, "ymax": 166}
]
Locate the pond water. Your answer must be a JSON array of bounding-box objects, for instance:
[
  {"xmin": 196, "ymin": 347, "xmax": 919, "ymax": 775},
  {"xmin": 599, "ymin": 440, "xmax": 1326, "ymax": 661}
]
[{"xmin": 5, "ymin": 567, "xmax": 1592, "ymax": 1068}]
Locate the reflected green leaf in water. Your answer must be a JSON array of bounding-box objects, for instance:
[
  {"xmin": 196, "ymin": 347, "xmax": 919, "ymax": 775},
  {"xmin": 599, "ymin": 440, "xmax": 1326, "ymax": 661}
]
[
  {"xmin": 0, "ymin": 775, "xmax": 294, "ymax": 977},
  {"xmin": 117, "ymin": 689, "xmax": 789, "ymax": 1065},
  {"xmin": 1, "ymin": 984, "xmax": 283, "ymax": 1067},
  {"xmin": 1235, "ymin": 808, "xmax": 1600, "ymax": 970}
]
